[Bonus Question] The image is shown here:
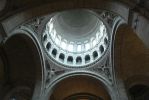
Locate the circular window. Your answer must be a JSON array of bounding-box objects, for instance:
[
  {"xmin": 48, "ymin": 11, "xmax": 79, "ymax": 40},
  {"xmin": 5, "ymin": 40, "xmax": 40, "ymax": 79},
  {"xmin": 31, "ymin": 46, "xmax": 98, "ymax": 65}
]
[{"xmin": 43, "ymin": 9, "xmax": 109, "ymax": 67}]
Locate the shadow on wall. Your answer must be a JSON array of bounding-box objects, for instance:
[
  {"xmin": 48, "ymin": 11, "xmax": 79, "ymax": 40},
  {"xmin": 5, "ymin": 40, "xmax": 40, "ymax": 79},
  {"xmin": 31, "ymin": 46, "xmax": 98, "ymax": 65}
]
[
  {"xmin": 128, "ymin": 84, "xmax": 149, "ymax": 100},
  {"xmin": 0, "ymin": 34, "xmax": 43, "ymax": 99},
  {"xmin": 114, "ymin": 24, "xmax": 149, "ymax": 100}
]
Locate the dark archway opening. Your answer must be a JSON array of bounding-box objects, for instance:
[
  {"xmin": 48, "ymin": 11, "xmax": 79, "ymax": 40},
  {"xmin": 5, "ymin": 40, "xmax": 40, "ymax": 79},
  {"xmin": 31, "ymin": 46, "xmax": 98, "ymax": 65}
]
[
  {"xmin": 129, "ymin": 84, "xmax": 149, "ymax": 100},
  {"xmin": 1, "ymin": 34, "xmax": 43, "ymax": 100}
]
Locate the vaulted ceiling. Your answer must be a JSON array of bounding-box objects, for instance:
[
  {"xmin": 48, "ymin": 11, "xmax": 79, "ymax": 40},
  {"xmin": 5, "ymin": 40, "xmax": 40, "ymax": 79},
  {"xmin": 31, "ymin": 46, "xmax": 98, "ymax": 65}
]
[{"xmin": 0, "ymin": 0, "xmax": 149, "ymax": 100}]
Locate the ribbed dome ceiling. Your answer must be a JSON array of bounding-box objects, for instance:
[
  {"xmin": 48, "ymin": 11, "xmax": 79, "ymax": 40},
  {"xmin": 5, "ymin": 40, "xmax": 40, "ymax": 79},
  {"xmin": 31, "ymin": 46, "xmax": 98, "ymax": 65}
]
[{"xmin": 43, "ymin": 9, "xmax": 109, "ymax": 67}]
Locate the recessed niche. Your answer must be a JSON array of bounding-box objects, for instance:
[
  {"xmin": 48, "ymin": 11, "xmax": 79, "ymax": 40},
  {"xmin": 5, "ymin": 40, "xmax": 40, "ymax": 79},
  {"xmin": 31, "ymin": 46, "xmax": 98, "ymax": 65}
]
[
  {"xmin": 43, "ymin": 34, "xmax": 47, "ymax": 41},
  {"xmin": 93, "ymin": 51, "xmax": 98, "ymax": 59},
  {"xmin": 76, "ymin": 56, "xmax": 82, "ymax": 64},
  {"xmin": 100, "ymin": 45, "xmax": 104, "ymax": 54},
  {"xmin": 59, "ymin": 53, "xmax": 65, "ymax": 61},
  {"xmin": 52, "ymin": 48, "xmax": 57, "ymax": 57},
  {"xmin": 46, "ymin": 42, "xmax": 51, "ymax": 50},
  {"xmin": 85, "ymin": 55, "xmax": 90, "ymax": 63},
  {"xmin": 67, "ymin": 56, "xmax": 73, "ymax": 63}
]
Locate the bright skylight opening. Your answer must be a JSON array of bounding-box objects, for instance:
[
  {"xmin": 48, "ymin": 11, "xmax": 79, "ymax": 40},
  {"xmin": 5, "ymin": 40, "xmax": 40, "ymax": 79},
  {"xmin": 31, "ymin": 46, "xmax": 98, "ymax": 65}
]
[
  {"xmin": 68, "ymin": 44, "xmax": 74, "ymax": 52},
  {"xmin": 77, "ymin": 45, "xmax": 82, "ymax": 52},
  {"xmin": 100, "ymin": 25, "xmax": 104, "ymax": 33},
  {"xmin": 49, "ymin": 22, "xmax": 53, "ymax": 32},
  {"xmin": 85, "ymin": 43, "xmax": 90, "ymax": 51},
  {"xmin": 93, "ymin": 39, "xmax": 97, "ymax": 47},
  {"xmin": 55, "ymin": 36, "xmax": 60, "ymax": 45},
  {"xmin": 61, "ymin": 41, "xmax": 67, "ymax": 49}
]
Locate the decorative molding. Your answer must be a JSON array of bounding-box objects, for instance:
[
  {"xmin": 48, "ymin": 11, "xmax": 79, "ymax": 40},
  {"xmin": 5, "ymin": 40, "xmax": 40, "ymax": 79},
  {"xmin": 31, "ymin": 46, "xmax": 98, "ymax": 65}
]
[{"xmin": 9, "ymin": 9, "xmax": 123, "ymax": 100}]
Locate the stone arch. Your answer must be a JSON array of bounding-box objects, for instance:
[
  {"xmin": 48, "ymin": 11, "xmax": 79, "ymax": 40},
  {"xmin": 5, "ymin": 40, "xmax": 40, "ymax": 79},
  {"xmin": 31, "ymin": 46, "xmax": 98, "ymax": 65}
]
[
  {"xmin": 44, "ymin": 71, "xmax": 118, "ymax": 100},
  {"xmin": 113, "ymin": 23, "xmax": 149, "ymax": 99},
  {"xmin": 1, "ymin": 0, "xmax": 129, "ymax": 36},
  {"xmin": 1, "ymin": 31, "xmax": 44, "ymax": 99}
]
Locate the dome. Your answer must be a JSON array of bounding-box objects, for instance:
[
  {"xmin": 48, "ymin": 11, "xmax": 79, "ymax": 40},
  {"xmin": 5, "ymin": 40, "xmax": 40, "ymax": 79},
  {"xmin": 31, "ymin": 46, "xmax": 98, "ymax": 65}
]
[{"xmin": 42, "ymin": 9, "xmax": 109, "ymax": 67}]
